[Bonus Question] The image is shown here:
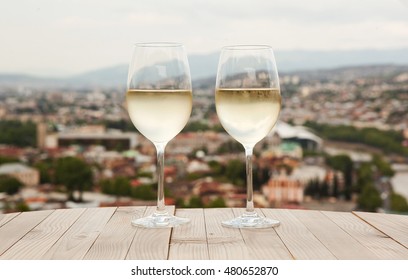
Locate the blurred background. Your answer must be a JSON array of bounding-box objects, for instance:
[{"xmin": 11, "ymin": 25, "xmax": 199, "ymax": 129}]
[{"xmin": 0, "ymin": 0, "xmax": 407, "ymax": 214}]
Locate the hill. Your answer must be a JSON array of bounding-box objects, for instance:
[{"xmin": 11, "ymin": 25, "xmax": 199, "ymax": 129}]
[{"xmin": 1, "ymin": 48, "xmax": 408, "ymax": 88}]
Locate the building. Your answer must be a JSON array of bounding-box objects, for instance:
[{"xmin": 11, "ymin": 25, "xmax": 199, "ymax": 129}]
[
  {"xmin": 37, "ymin": 122, "xmax": 47, "ymax": 149},
  {"xmin": 44, "ymin": 125, "xmax": 138, "ymax": 151},
  {"xmin": 0, "ymin": 163, "xmax": 40, "ymax": 186},
  {"xmin": 270, "ymin": 121, "xmax": 323, "ymax": 151},
  {"xmin": 262, "ymin": 142, "xmax": 303, "ymax": 160},
  {"xmin": 262, "ymin": 170, "xmax": 304, "ymax": 207}
]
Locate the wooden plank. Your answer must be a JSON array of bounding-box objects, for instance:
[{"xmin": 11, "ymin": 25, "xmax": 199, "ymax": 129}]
[
  {"xmin": 168, "ymin": 208, "xmax": 209, "ymax": 260},
  {"xmin": 41, "ymin": 207, "xmax": 116, "ymax": 259},
  {"xmin": 0, "ymin": 210, "xmax": 53, "ymax": 257},
  {"xmin": 0, "ymin": 212, "xmax": 20, "ymax": 228},
  {"xmin": 233, "ymin": 208, "xmax": 293, "ymax": 260},
  {"xmin": 323, "ymin": 211, "xmax": 408, "ymax": 259},
  {"xmin": 353, "ymin": 211, "xmax": 408, "ymax": 249},
  {"xmin": 83, "ymin": 206, "xmax": 146, "ymax": 260},
  {"xmin": 204, "ymin": 208, "xmax": 249, "ymax": 259},
  {"xmin": 291, "ymin": 210, "xmax": 378, "ymax": 259},
  {"xmin": 126, "ymin": 206, "xmax": 175, "ymax": 260},
  {"xmin": 262, "ymin": 209, "xmax": 336, "ymax": 260},
  {"xmin": 0, "ymin": 208, "xmax": 86, "ymax": 260}
]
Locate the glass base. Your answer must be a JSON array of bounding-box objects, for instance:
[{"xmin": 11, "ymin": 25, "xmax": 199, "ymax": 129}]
[
  {"xmin": 131, "ymin": 210, "xmax": 190, "ymax": 228},
  {"xmin": 222, "ymin": 211, "xmax": 280, "ymax": 229}
]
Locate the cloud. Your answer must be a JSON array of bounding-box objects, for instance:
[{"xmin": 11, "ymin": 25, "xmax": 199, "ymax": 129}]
[{"xmin": 0, "ymin": 0, "xmax": 407, "ymax": 75}]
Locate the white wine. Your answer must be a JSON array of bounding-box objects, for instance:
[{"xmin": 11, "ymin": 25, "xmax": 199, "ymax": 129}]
[
  {"xmin": 126, "ymin": 89, "xmax": 192, "ymax": 144},
  {"xmin": 215, "ymin": 88, "xmax": 281, "ymax": 147}
]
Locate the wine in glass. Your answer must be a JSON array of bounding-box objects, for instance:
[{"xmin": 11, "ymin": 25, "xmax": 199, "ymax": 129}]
[
  {"xmin": 127, "ymin": 42, "xmax": 192, "ymax": 228},
  {"xmin": 215, "ymin": 45, "xmax": 281, "ymax": 228}
]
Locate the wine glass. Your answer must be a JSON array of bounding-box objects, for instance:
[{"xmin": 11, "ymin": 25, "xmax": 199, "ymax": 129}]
[
  {"xmin": 215, "ymin": 45, "xmax": 281, "ymax": 228},
  {"xmin": 127, "ymin": 42, "xmax": 192, "ymax": 228}
]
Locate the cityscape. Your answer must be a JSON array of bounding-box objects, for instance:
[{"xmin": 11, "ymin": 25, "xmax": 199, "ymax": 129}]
[{"xmin": 0, "ymin": 64, "xmax": 407, "ymax": 215}]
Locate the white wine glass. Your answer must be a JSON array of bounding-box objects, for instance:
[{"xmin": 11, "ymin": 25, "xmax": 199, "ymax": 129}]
[
  {"xmin": 215, "ymin": 45, "xmax": 281, "ymax": 228},
  {"xmin": 127, "ymin": 42, "xmax": 192, "ymax": 228}
]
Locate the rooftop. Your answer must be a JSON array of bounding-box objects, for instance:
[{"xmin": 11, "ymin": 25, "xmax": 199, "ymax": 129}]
[{"xmin": 0, "ymin": 163, "xmax": 36, "ymax": 174}]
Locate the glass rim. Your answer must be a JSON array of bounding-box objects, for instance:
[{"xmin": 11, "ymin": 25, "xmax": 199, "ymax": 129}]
[
  {"xmin": 134, "ymin": 42, "xmax": 184, "ymax": 48},
  {"xmin": 221, "ymin": 44, "xmax": 272, "ymax": 51}
]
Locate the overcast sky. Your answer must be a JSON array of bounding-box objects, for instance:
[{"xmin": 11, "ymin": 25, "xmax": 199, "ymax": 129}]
[{"xmin": 1, "ymin": 0, "xmax": 408, "ymax": 76}]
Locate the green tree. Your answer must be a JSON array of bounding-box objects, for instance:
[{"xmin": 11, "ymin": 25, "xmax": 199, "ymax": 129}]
[
  {"xmin": 217, "ymin": 140, "xmax": 243, "ymax": 154},
  {"xmin": 358, "ymin": 185, "xmax": 382, "ymax": 212},
  {"xmin": 0, "ymin": 175, "xmax": 23, "ymax": 195},
  {"xmin": 304, "ymin": 178, "xmax": 320, "ymax": 199},
  {"xmin": 131, "ymin": 184, "xmax": 156, "ymax": 200},
  {"xmin": 208, "ymin": 160, "xmax": 224, "ymax": 176},
  {"xmin": 33, "ymin": 161, "xmax": 53, "ymax": 184},
  {"xmin": 372, "ymin": 154, "xmax": 394, "ymax": 177},
  {"xmin": 390, "ymin": 193, "xmax": 408, "ymax": 213},
  {"xmin": 187, "ymin": 196, "xmax": 204, "ymax": 208},
  {"xmin": 0, "ymin": 120, "xmax": 36, "ymax": 147},
  {"xmin": 304, "ymin": 121, "xmax": 408, "ymax": 156},
  {"xmin": 326, "ymin": 154, "xmax": 353, "ymax": 200},
  {"xmin": 355, "ymin": 162, "xmax": 374, "ymax": 193},
  {"xmin": 207, "ymin": 197, "xmax": 226, "ymax": 208},
  {"xmin": 100, "ymin": 178, "xmax": 114, "ymax": 195},
  {"xmin": 55, "ymin": 157, "xmax": 93, "ymax": 202},
  {"xmin": 332, "ymin": 174, "xmax": 339, "ymax": 197},
  {"xmin": 225, "ymin": 159, "xmax": 246, "ymax": 186},
  {"xmin": 0, "ymin": 156, "xmax": 19, "ymax": 165},
  {"xmin": 101, "ymin": 177, "xmax": 132, "ymax": 200},
  {"xmin": 16, "ymin": 201, "xmax": 30, "ymax": 212}
]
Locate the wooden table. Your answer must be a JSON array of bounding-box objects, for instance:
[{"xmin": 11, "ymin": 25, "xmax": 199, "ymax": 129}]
[{"xmin": 0, "ymin": 207, "xmax": 407, "ymax": 260}]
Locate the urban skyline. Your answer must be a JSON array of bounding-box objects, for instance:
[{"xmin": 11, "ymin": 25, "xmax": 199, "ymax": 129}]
[{"xmin": 0, "ymin": 64, "xmax": 407, "ymax": 214}]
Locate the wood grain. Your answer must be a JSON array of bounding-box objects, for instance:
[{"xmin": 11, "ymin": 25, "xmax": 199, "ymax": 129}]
[
  {"xmin": 1, "ymin": 208, "xmax": 408, "ymax": 260},
  {"xmin": 83, "ymin": 206, "xmax": 146, "ymax": 260},
  {"xmin": 291, "ymin": 210, "xmax": 378, "ymax": 259},
  {"xmin": 262, "ymin": 208, "xmax": 336, "ymax": 259},
  {"xmin": 323, "ymin": 211, "xmax": 408, "ymax": 259},
  {"xmin": 0, "ymin": 210, "xmax": 53, "ymax": 257},
  {"xmin": 231, "ymin": 208, "xmax": 293, "ymax": 260},
  {"xmin": 204, "ymin": 208, "xmax": 249, "ymax": 259},
  {"xmin": 168, "ymin": 208, "xmax": 209, "ymax": 259},
  {"xmin": 0, "ymin": 208, "xmax": 86, "ymax": 259},
  {"xmin": 0, "ymin": 212, "xmax": 20, "ymax": 228},
  {"xmin": 125, "ymin": 206, "xmax": 174, "ymax": 260},
  {"xmin": 41, "ymin": 207, "xmax": 116, "ymax": 259},
  {"xmin": 353, "ymin": 211, "xmax": 408, "ymax": 249}
]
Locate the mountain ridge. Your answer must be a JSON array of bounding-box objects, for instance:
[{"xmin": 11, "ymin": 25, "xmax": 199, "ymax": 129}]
[{"xmin": 1, "ymin": 48, "xmax": 408, "ymax": 88}]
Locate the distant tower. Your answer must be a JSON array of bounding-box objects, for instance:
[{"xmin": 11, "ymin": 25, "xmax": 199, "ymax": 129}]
[{"xmin": 37, "ymin": 122, "xmax": 47, "ymax": 149}]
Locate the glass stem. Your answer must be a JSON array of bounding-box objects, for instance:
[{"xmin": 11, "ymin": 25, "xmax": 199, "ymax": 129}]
[
  {"xmin": 155, "ymin": 142, "xmax": 167, "ymax": 213},
  {"xmin": 245, "ymin": 146, "xmax": 255, "ymax": 214}
]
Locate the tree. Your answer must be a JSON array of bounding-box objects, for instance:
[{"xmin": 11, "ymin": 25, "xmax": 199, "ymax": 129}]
[
  {"xmin": 0, "ymin": 156, "xmax": 19, "ymax": 165},
  {"xmin": 326, "ymin": 154, "xmax": 353, "ymax": 200},
  {"xmin": 217, "ymin": 140, "xmax": 243, "ymax": 154},
  {"xmin": 355, "ymin": 162, "xmax": 374, "ymax": 193},
  {"xmin": 16, "ymin": 201, "xmax": 30, "ymax": 212},
  {"xmin": 0, "ymin": 175, "xmax": 23, "ymax": 195},
  {"xmin": 55, "ymin": 157, "xmax": 93, "ymax": 202},
  {"xmin": 225, "ymin": 159, "xmax": 246, "ymax": 187},
  {"xmin": 372, "ymin": 154, "xmax": 394, "ymax": 177},
  {"xmin": 332, "ymin": 174, "xmax": 339, "ymax": 198},
  {"xmin": 207, "ymin": 197, "xmax": 226, "ymax": 208},
  {"xmin": 33, "ymin": 161, "xmax": 53, "ymax": 184},
  {"xmin": 131, "ymin": 184, "xmax": 156, "ymax": 200},
  {"xmin": 0, "ymin": 120, "xmax": 36, "ymax": 147},
  {"xmin": 187, "ymin": 196, "xmax": 204, "ymax": 208},
  {"xmin": 208, "ymin": 160, "xmax": 224, "ymax": 176},
  {"xmin": 390, "ymin": 193, "xmax": 408, "ymax": 213},
  {"xmin": 100, "ymin": 177, "xmax": 131, "ymax": 201},
  {"xmin": 357, "ymin": 185, "xmax": 382, "ymax": 212}
]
